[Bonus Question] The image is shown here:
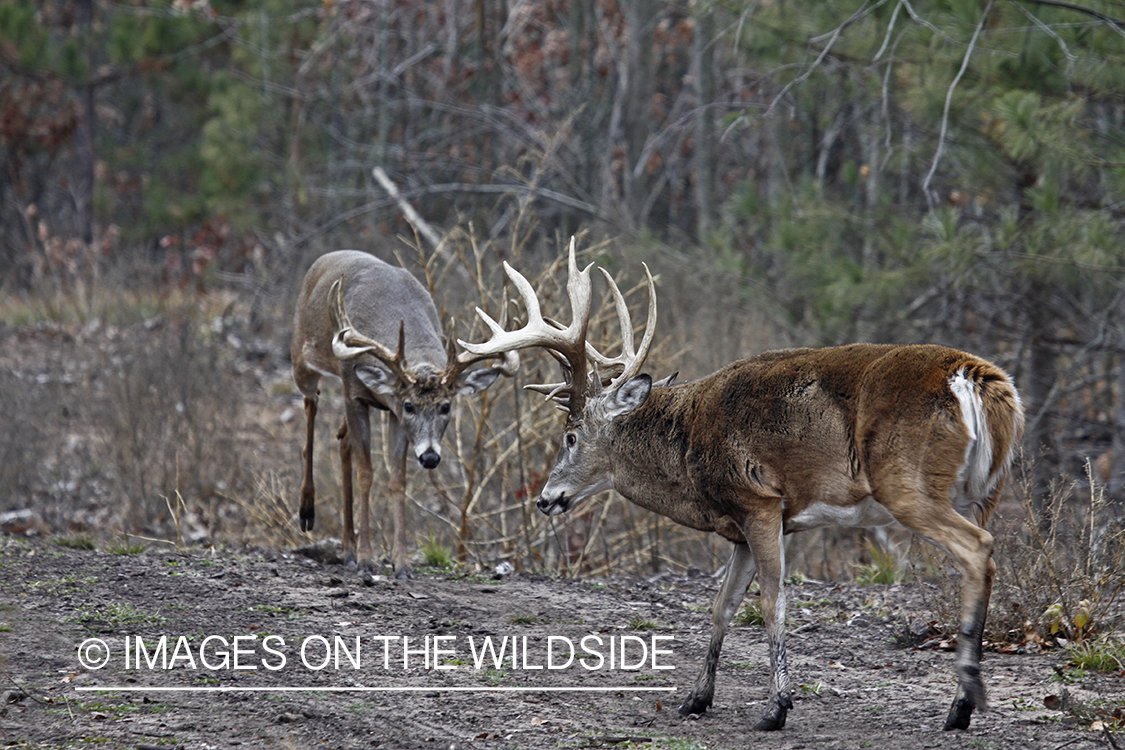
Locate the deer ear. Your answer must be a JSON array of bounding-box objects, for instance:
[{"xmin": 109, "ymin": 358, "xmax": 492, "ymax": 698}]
[
  {"xmin": 605, "ymin": 374, "xmax": 652, "ymax": 420},
  {"xmin": 457, "ymin": 367, "xmax": 501, "ymax": 396},
  {"xmin": 355, "ymin": 364, "xmax": 396, "ymax": 397}
]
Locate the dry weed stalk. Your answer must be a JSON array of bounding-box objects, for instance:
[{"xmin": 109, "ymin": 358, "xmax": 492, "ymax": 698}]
[{"xmin": 227, "ymin": 471, "xmax": 306, "ymax": 549}]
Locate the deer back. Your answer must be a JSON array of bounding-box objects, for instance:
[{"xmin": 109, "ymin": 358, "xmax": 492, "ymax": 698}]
[
  {"xmin": 292, "ymin": 250, "xmax": 447, "ymax": 381},
  {"xmin": 603, "ymin": 344, "xmax": 1022, "ymax": 536}
]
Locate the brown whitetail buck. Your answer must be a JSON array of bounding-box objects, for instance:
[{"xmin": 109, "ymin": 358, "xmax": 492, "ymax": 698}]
[
  {"xmin": 460, "ymin": 239, "xmax": 1025, "ymax": 731},
  {"xmin": 291, "ymin": 250, "xmax": 519, "ymax": 578}
]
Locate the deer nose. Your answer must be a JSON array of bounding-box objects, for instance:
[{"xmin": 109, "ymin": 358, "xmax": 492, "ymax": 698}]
[
  {"xmin": 537, "ymin": 493, "xmax": 568, "ymax": 516},
  {"xmin": 418, "ymin": 449, "xmax": 441, "ymax": 470}
]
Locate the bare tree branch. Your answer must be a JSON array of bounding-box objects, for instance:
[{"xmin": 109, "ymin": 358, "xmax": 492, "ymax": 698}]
[
  {"xmin": 922, "ymin": 0, "xmax": 994, "ymax": 211},
  {"xmin": 1017, "ymin": 0, "xmax": 1125, "ymax": 34},
  {"xmin": 765, "ymin": 0, "xmax": 889, "ymax": 118},
  {"xmin": 372, "ymin": 166, "xmax": 443, "ymax": 250}
]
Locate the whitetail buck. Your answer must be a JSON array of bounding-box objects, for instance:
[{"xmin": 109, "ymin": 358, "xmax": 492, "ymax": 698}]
[
  {"xmin": 461, "ymin": 239, "xmax": 1024, "ymax": 731},
  {"xmin": 291, "ymin": 250, "xmax": 518, "ymax": 578}
]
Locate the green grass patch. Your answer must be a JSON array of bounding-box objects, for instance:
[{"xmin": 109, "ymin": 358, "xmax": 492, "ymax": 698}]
[
  {"xmin": 508, "ymin": 614, "xmax": 542, "ymax": 625},
  {"xmin": 1067, "ymin": 637, "xmax": 1125, "ymax": 672},
  {"xmin": 421, "ymin": 535, "xmax": 454, "ymax": 569},
  {"xmin": 854, "ymin": 541, "xmax": 901, "ymax": 585},
  {"xmin": 52, "ymin": 535, "xmax": 97, "ymax": 550},
  {"xmin": 734, "ymin": 601, "xmax": 765, "ymax": 627},
  {"xmin": 104, "ymin": 538, "xmax": 148, "ymax": 555},
  {"xmin": 74, "ymin": 603, "xmax": 166, "ymax": 631}
]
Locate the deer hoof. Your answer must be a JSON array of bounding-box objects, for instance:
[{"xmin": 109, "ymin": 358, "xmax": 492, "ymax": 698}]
[
  {"xmin": 753, "ymin": 695, "xmax": 791, "ymax": 731},
  {"xmin": 394, "ymin": 564, "xmax": 414, "ymax": 580},
  {"xmin": 754, "ymin": 707, "xmax": 788, "ymax": 731},
  {"xmin": 943, "ymin": 697, "xmax": 974, "ymax": 731},
  {"xmin": 678, "ymin": 693, "xmax": 712, "ymax": 716},
  {"xmin": 299, "ymin": 509, "xmax": 315, "ymax": 532}
]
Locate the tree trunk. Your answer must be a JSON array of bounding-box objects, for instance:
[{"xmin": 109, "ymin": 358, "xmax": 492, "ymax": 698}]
[
  {"xmin": 692, "ymin": 8, "xmax": 715, "ymax": 241},
  {"xmin": 1026, "ymin": 281, "xmax": 1058, "ymax": 526},
  {"xmin": 621, "ymin": 0, "xmax": 654, "ymax": 227},
  {"xmin": 1112, "ymin": 299, "xmax": 1125, "ymax": 505},
  {"xmin": 73, "ymin": 0, "xmax": 96, "ymax": 243}
]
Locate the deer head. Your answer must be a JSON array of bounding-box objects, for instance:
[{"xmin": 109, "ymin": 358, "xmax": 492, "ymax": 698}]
[
  {"xmin": 329, "ymin": 277, "xmax": 519, "ymax": 468},
  {"xmin": 458, "ymin": 237, "xmax": 657, "ymax": 511}
]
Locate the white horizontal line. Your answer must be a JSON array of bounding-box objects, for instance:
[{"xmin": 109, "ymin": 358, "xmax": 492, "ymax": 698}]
[{"xmin": 75, "ymin": 686, "xmax": 676, "ymax": 693}]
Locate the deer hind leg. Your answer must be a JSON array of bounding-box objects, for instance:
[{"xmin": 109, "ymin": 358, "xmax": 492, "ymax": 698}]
[
  {"xmin": 680, "ymin": 542, "xmax": 756, "ymax": 716},
  {"xmin": 299, "ymin": 396, "xmax": 318, "ymax": 532},
  {"xmin": 386, "ymin": 417, "xmax": 412, "ymax": 579},
  {"xmin": 337, "ymin": 418, "xmax": 356, "ymax": 564},
  {"xmin": 879, "ymin": 482, "xmax": 995, "ymax": 731},
  {"xmin": 741, "ymin": 509, "xmax": 791, "ymax": 731}
]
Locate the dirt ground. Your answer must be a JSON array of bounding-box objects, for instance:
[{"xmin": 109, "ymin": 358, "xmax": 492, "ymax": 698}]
[{"xmin": 1, "ymin": 536, "xmax": 1121, "ymax": 750}]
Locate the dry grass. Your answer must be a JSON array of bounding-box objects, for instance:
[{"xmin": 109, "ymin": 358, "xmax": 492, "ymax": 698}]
[
  {"xmin": 97, "ymin": 321, "xmax": 246, "ymax": 531},
  {"xmin": 0, "ymin": 368, "xmax": 48, "ymax": 509}
]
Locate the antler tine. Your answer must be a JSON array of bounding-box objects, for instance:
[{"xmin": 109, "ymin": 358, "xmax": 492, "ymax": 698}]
[
  {"xmin": 587, "ymin": 262, "xmax": 657, "ymax": 390},
  {"xmin": 328, "ymin": 278, "xmax": 413, "ymax": 383},
  {"xmin": 457, "ymin": 237, "xmax": 595, "ymax": 415},
  {"xmin": 446, "ymin": 289, "xmax": 521, "ymax": 382}
]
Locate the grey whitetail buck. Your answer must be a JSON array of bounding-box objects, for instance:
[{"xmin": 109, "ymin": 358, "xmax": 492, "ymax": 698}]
[
  {"xmin": 461, "ymin": 240, "xmax": 1024, "ymax": 731},
  {"xmin": 292, "ymin": 250, "xmax": 519, "ymax": 578}
]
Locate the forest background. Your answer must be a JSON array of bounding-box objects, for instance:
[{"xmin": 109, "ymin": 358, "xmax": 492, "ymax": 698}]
[{"xmin": 1, "ymin": 0, "xmax": 1124, "ymax": 591}]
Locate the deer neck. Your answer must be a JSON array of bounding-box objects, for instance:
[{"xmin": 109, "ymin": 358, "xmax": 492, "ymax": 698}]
[{"xmin": 605, "ymin": 383, "xmax": 724, "ymax": 535}]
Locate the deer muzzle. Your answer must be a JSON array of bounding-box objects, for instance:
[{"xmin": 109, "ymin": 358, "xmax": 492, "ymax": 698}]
[
  {"xmin": 418, "ymin": 448, "xmax": 441, "ymax": 470},
  {"xmin": 537, "ymin": 492, "xmax": 570, "ymax": 516}
]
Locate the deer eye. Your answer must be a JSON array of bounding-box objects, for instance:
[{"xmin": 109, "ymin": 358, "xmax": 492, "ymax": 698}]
[
  {"xmin": 565, "ymin": 432, "xmax": 577, "ymax": 448},
  {"xmin": 403, "ymin": 402, "xmax": 415, "ymax": 415},
  {"xmin": 440, "ymin": 402, "xmax": 451, "ymax": 415}
]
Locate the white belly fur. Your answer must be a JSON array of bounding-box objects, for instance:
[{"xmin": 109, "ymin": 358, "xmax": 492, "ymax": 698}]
[{"xmin": 784, "ymin": 496, "xmax": 895, "ymax": 534}]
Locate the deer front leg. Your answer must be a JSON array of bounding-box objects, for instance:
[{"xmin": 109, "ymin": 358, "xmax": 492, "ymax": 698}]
[
  {"xmin": 299, "ymin": 396, "xmax": 318, "ymax": 532},
  {"xmin": 743, "ymin": 511, "xmax": 791, "ymax": 731},
  {"xmin": 680, "ymin": 542, "xmax": 756, "ymax": 716},
  {"xmin": 345, "ymin": 402, "xmax": 374, "ymax": 571},
  {"xmin": 386, "ymin": 417, "xmax": 412, "ymax": 579},
  {"xmin": 337, "ymin": 418, "xmax": 356, "ymax": 563}
]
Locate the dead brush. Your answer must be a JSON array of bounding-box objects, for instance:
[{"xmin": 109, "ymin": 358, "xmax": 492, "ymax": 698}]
[
  {"xmin": 919, "ymin": 458, "xmax": 1125, "ymax": 649},
  {"xmin": 226, "ymin": 470, "xmax": 308, "ymax": 549},
  {"xmin": 991, "ymin": 459, "xmax": 1125, "ymax": 647},
  {"xmin": 0, "ymin": 368, "xmax": 47, "ymax": 509},
  {"xmin": 98, "ymin": 320, "xmax": 245, "ymax": 533}
]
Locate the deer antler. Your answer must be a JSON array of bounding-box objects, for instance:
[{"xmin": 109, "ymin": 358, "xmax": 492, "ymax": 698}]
[
  {"xmin": 442, "ymin": 288, "xmax": 521, "ymax": 384},
  {"xmin": 457, "ymin": 237, "xmax": 657, "ymax": 417},
  {"xmin": 328, "ymin": 278, "xmax": 415, "ymax": 384},
  {"xmin": 589, "ymin": 263, "xmax": 657, "ymax": 391},
  {"xmin": 458, "ymin": 237, "xmax": 593, "ymax": 413}
]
